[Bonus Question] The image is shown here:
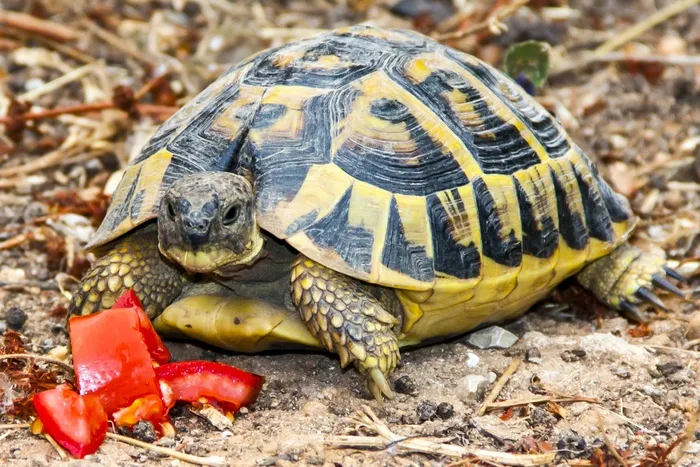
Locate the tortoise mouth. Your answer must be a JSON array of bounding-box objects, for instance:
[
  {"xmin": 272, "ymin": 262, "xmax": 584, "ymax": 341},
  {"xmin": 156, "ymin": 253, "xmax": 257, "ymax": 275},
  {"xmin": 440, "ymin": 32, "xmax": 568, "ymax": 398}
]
[{"xmin": 160, "ymin": 236, "xmax": 264, "ymax": 274}]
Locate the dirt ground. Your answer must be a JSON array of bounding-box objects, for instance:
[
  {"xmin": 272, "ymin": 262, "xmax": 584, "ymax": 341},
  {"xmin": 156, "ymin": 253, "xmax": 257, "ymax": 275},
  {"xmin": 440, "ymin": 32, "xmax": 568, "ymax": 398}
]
[{"xmin": 1, "ymin": 0, "xmax": 699, "ymax": 466}]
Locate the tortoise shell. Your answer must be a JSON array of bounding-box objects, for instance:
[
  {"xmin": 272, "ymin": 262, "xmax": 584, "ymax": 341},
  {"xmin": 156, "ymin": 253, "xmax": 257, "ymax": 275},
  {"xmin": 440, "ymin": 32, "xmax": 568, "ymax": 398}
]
[{"xmin": 90, "ymin": 25, "xmax": 635, "ymax": 291}]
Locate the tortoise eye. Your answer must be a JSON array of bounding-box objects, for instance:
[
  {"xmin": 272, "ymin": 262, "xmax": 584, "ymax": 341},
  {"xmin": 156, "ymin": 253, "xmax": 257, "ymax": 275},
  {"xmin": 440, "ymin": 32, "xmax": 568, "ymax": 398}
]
[
  {"xmin": 167, "ymin": 201, "xmax": 177, "ymax": 220},
  {"xmin": 222, "ymin": 205, "xmax": 239, "ymax": 226}
]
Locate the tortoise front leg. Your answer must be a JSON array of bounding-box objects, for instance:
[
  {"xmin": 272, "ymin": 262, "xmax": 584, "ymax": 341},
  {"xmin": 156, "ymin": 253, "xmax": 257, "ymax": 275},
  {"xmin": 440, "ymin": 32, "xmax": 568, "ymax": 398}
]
[
  {"xmin": 69, "ymin": 227, "xmax": 186, "ymax": 319},
  {"xmin": 290, "ymin": 256, "xmax": 401, "ymax": 401}
]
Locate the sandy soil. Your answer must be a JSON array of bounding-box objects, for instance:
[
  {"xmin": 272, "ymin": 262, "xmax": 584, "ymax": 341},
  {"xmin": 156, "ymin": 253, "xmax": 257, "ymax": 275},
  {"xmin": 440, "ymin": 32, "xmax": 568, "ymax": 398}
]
[{"xmin": 1, "ymin": 0, "xmax": 699, "ymax": 466}]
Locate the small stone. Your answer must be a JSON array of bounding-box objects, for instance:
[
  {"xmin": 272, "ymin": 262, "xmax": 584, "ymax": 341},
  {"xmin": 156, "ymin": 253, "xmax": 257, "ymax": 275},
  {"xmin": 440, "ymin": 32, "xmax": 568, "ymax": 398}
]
[
  {"xmin": 239, "ymin": 406, "xmax": 249, "ymax": 415},
  {"xmin": 5, "ymin": 307, "xmax": 27, "ymax": 331},
  {"xmin": 394, "ymin": 375, "xmax": 416, "ymax": 395},
  {"xmin": 525, "ymin": 347, "xmax": 542, "ymax": 363},
  {"xmin": 0, "ymin": 322, "xmax": 6, "ymax": 334},
  {"xmin": 656, "ymin": 362, "xmax": 684, "ymax": 377},
  {"xmin": 436, "ymin": 402, "xmax": 454, "ymax": 420},
  {"xmin": 643, "ymin": 385, "xmax": 664, "ymax": 398},
  {"xmin": 131, "ymin": 421, "xmax": 157, "ymax": 443},
  {"xmin": 466, "ymin": 326, "xmax": 518, "ymax": 349},
  {"xmin": 466, "ymin": 352, "xmax": 480, "ymax": 368},
  {"xmin": 256, "ymin": 457, "xmax": 277, "ymax": 466},
  {"xmin": 487, "ymin": 372, "xmax": 498, "ymax": 383},
  {"xmin": 457, "ymin": 375, "xmax": 489, "ymax": 402},
  {"xmin": 556, "ymin": 432, "xmax": 587, "ymax": 459},
  {"xmin": 417, "ymin": 401, "xmax": 438, "ymax": 422},
  {"xmin": 612, "ymin": 365, "xmax": 631, "ymax": 379},
  {"xmin": 561, "ymin": 348, "xmax": 586, "ymax": 362},
  {"xmin": 307, "ymin": 455, "xmax": 325, "ymax": 465},
  {"xmin": 686, "ymin": 312, "xmax": 700, "ymax": 340}
]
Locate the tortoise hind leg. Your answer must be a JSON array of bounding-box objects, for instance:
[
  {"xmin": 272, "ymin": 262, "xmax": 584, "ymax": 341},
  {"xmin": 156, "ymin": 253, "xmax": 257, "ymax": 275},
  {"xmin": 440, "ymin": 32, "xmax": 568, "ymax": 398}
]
[
  {"xmin": 290, "ymin": 256, "xmax": 401, "ymax": 401},
  {"xmin": 576, "ymin": 243, "xmax": 686, "ymax": 320},
  {"xmin": 69, "ymin": 226, "xmax": 186, "ymax": 319}
]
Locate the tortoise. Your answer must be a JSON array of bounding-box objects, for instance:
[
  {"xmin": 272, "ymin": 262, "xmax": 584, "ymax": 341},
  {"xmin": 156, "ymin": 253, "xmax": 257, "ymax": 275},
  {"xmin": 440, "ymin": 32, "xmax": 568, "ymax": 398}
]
[{"xmin": 70, "ymin": 25, "xmax": 685, "ymax": 400}]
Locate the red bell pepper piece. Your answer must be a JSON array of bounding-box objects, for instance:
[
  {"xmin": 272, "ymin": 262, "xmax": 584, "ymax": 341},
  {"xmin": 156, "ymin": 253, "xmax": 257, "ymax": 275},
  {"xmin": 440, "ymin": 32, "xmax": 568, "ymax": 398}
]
[
  {"xmin": 69, "ymin": 308, "xmax": 164, "ymax": 421},
  {"xmin": 113, "ymin": 290, "xmax": 171, "ymax": 364},
  {"xmin": 155, "ymin": 361, "xmax": 264, "ymax": 412},
  {"xmin": 33, "ymin": 384, "xmax": 107, "ymax": 459}
]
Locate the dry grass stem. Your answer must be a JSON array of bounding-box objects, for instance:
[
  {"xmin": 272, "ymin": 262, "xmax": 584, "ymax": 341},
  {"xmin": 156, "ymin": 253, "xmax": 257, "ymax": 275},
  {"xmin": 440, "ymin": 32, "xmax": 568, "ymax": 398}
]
[
  {"xmin": 483, "ymin": 395, "xmax": 601, "ymax": 411},
  {"xmin": 105, "ymin": 432, "xmax": 226, "ymax": 466},
  {"xmin": 327, "ymin": 405, "xmax": 555, "ymax": 466},
  {"xmin": 0, "ymin": 423, "xmax": 32, "ymax": 430},
  {"xmin": 434, "ymin": 0, "xmax": 530, "ymax": 41},
  {"xmin": 0, "ymin": 11, "xmax": 80, "ymax": 42},
  {"xmin": 593, "ymin": 0, "xmax": 700, "ymax": 54},
  {"xmin": 43, "ymin": 433, "xmax": 68, "ymax": 460},
  {"xmin": 0, "ymin": 353, "xmax": 74, "ymax": 374},
  {"xmin": 478, "ymin": 359, "xmax": 521, "ymax": 416},
  {"xmin": 595, "ymin": 410, "xmax": 629, "ymax": 467}
]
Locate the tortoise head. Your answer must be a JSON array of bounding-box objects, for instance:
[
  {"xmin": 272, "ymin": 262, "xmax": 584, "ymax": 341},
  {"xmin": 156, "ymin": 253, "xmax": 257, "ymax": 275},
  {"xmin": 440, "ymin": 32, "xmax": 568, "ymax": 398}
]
[{"xmin": 157, "ymin": 172, "xmax": 264, "ymax": 274}]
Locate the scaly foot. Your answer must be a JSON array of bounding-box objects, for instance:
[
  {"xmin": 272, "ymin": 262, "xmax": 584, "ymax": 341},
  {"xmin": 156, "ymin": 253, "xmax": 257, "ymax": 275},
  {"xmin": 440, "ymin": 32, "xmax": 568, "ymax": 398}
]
[{"xmin": 290, "ymin": 256, "xmax": 401, "ymax": 401}]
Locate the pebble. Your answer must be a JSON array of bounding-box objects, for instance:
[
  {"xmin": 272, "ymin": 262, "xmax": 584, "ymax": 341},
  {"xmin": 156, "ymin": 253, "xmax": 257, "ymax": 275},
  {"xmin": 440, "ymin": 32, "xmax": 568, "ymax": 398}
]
[
  {"xmin": 487, "ymin": 372, "xmax": 498, "ymax": 383},
  {"xmin": 457, "ymin": 375, "xmax": 489, "ymax": 401},
  {"xmin": 643, "ymin": 385, "xmax": 664, "ymax": 398},
  {"xmin": 466, "ymin": 352, "xmax": 480, "ymax": 368},
  {"xmin": 131, "ymin": 421, "xmax": 157, "ymax": 443},
  {"xmin": 525, "ymin": 347, "xmax": 542, "ymax": 364},
  {"xmin": 394, "ymin": 375, "xmax": 416, "ymax": 395},
  {"xmin": 556, "ymin": 432, "xmax": 587, "ymax": 459},
  {"xmin": 561, "ymin": 349, "xmax": 586, "ymax": 362},
  {"xmin": 466, "ymin": 326, "xmax": 518, "ymax": 349},
  {"xmin": 436, "ymin": 402, "xmax": 454, "ymax": 420},
  {"xmin": 5, "ymin": 307, "xmax": 27, "ymax": 331},
  {"xmin": 611, "ymin": 365, "xmax": 631, "ymax": 379},
  {"xmin": 686, "ymin": 311, "xmax": 700, "ymax": 340},
  {"xmin": 417, "ymin": 401, "xmax": 438, "ymax": 422},
  {"xmin": 656, "ymin": 362, "xmax": 684, "ymax": 377},
  {"xmin": 0, "ymin": 322, "xmax": 6, "ymax": 334}
]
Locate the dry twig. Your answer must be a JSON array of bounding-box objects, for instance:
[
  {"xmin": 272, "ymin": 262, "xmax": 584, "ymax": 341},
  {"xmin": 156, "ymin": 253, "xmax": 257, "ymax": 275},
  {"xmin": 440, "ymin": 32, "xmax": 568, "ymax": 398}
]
[
  {"xmin": 105, "ymin": 432, "xmax": 226, "ymax": 466},
  {"xmin": 43, "ymin": 433, "xmax": 68, "ymax": 460},
  {"xmin": 0, "ymin": 11, "xmax": 80, "ymax": 42},
  {"xmin": 0, "ymin": 353, "xmax": 74, "ymax": 374},
  {"xmin": 593, "ymin": 0, "xmax": 700, "ymax": 55},
  {"xmin": 433, "ymin": 0, "xmax": 530, "ymax": 42},
  {"xmin": 478, "ymin": 359, "xmax": 521, "ymax": 416},
  {"xmin": 327, "ymin": 405, "xmax": 555, "ymax": 466},
  {"xmin": 595, "ymin": 410, "xmax": 629, "ymax": 467},
  {"xmin": 483, "ymin": 395, "xmax": 601, "ymax": 411}
]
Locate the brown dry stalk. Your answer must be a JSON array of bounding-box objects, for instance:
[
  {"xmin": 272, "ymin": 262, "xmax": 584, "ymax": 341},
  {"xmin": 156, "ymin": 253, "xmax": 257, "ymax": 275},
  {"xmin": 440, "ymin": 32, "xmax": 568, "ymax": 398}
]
[
  {"xmin": 595, "ymin": 410, "xmax": 629, "ymax": 467},
  {"xmin": 483, "ymin": 395, "xmax": 601, "ymax": 411},
  {"xmin": 328, "ymin": 405, "xmax": 555, "ymax": 466},
  {"xmin": 478, "ymin": 358, "xmax": 521, "ymax": 416},
  {"xmin": 0, "ymin": 11, "xmax": 80, "ymax": 42},
  {"xmin": 105, "ymin": 432, "xmax": 226, "ymax": 466},
  {"xmin": 433, "ymin": 0, "xmax": 530, "ymax": 42},
  {"xmin": 0, "ymin": 353, "xmax": 74, "ymax": 374},
  {"xmin": 593, "ymin": 0, "xmax": 700, "ymax": 55}
]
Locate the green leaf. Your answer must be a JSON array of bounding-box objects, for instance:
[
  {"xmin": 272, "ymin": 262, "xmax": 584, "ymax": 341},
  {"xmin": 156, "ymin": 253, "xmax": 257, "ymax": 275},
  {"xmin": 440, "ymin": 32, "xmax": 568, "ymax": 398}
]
[{"xmin": 503, "ymin": 40, "xmax": 551, "ymax": 89}]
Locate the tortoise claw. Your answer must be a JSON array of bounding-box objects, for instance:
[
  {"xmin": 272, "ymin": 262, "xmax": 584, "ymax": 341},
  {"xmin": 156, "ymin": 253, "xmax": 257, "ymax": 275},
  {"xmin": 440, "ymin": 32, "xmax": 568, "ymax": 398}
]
[
  {"xmin": 368, "ymin": 367, "xmax": 393, "ymax": 402},
  {"xmin": 635, "ymin": 287, "xmax": 669, "ymax": 312},
  {"xmin": 619, "ymin": 300, "xmax": 646, "ymax": 323},
  {"xmin": 652, "ymin": 274, "xmax": 685, "ymax": 297},
  {"xmin": 663, "ymin": 266, "xmax": 689, "ymax": 284}
]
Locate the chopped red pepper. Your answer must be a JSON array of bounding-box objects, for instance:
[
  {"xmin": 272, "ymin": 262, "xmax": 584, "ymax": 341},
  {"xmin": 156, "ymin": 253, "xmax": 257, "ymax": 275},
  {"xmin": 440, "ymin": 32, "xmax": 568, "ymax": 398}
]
[
  {"xmin": 155, "ymin": 361, "xmax": 264, "ymax": 412},
  {"xmin": 113, "ymin": 290, "xmax": 171, "ymax": 364},
  {"xmin": 69, "ymin": 308, "xmax": 164, "ymax": 420},
  {"xmin": 33, "ymin": 384, "xmax": 107, "ymax": 459}
]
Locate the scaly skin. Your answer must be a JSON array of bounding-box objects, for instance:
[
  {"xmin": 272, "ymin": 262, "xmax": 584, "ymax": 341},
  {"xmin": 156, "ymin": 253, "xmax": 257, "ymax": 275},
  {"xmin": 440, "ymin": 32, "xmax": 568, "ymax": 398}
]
[
  {"xmin": 289, "ymin": 256, "xmax": 401, "ymax": 401},
  {"xmin": 69, "ymin": 227, "xmax": 186, "ymax": 319},
  {"xmin": 577, "ymin": 243, "xmax": 675, "ymax": 319}
]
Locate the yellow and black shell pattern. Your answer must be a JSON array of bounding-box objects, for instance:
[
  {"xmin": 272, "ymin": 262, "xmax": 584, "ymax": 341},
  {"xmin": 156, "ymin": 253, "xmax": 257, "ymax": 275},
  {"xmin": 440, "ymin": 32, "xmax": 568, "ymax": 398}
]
[{"xmin": 90, "ymin": 25, "xmax": 635, "ymax": 292}]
